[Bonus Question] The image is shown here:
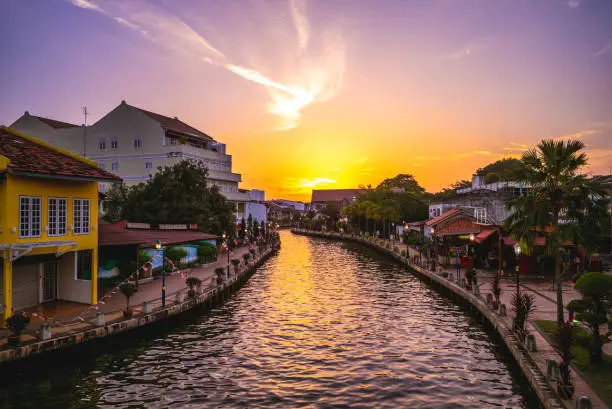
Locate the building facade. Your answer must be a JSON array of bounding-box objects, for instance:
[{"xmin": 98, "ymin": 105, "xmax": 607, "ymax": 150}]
[
  {"xmin": 310, "ymin": 189, "xmax": 363, "ymax": 212},
  {"xmin": 0, "ymin": 127, "xmax": 121, "ymax": 324},
  {"xmin": 10, "ymin": 101, "xmax": 253, "ymax": 218}
]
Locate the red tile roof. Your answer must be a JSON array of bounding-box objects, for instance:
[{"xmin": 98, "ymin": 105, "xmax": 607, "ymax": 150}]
[
  {"xmin": 130, "ymin": 103, "xmax": 213, "ymax": 142},
  {"xmin": 474, "ymin": 228, "xmax": 497, "ymax": 243},
  {"xmin": 0, "ymin": 126, "xmax": 121, "ymax": 182},
  {"xmin": 99, "ymin": 221, "xmax": 217, "ymax": 247},
  {"xmin": 35, "ymin": 116, "xmax": 79, "ymax": 129},
  {"xmin": 311, "ymin": 189, "xmax": 365, "ymax": 203},
  {"xmin": 425, "ymin": 208, "xmax": 461, "ymax": 226},
  {"xmin": 434, "ymin": 217, "xmax": 480, "ymax": 236}
]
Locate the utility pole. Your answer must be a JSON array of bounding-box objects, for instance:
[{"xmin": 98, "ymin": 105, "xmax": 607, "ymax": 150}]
[{"xmin": 82, "ymin": 106, "xmax": 89, "ymax": 157}]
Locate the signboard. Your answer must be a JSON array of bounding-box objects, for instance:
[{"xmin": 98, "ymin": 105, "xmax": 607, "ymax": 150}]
[
  {"xmin": 127, "ymin": 222, "xmax": 151, "ymax": 229},
  {"xmin": 159, "ymin": 224, "xmax": 187, "ymax": 230}
]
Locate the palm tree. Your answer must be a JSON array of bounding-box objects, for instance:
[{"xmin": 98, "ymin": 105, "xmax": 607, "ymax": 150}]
[{"xmin": 505, "ymin": 139, "xmax": 606, "ymax": 325}]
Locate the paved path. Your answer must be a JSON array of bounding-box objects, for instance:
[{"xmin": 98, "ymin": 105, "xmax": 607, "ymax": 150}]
[{"xmin": 1, "ymin": 245, "xmax": 253, "ymax": 341}]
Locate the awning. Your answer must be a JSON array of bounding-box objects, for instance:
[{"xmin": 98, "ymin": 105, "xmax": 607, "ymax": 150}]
[
  {"xmin": 0, "ymin": 241, "xmax": 77, "ymax": 261},
  {"xmin": 474, "ymin": 229, "xmax": 496, "ymax": 244}
]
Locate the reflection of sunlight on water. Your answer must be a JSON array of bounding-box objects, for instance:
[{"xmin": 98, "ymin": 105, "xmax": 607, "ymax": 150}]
[{"xmin": 3, "ymin": 231, "xmax": 539, "ymax": 409}]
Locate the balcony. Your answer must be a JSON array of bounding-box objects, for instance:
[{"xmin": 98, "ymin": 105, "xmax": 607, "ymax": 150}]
[
  {"xmin": 221, "ymin": 190, "xmax": 250, "ymax": 202},
  {"xmin": 207, "ymin": 169, "xmax": 242, "ymax": 183}
]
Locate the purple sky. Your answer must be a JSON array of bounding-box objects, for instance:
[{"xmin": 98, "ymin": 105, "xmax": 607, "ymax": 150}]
[{"xmin": 2, "ymin": 0, "xmax": 611, "ymax": 198}]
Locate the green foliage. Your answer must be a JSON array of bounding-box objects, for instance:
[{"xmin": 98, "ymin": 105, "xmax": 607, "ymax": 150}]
[
  {"xmin": 214, "ymin": 267, "xmax": 225, "ymax": 276},
  {"xmin": 6, "ymin": 313, "xmax": 30, "ymax": 334},
  {"xmin": 197, "ymin": 244, "xmax": 216, "ymax": 263},
  {"xmin": 377, "ymin": 173, "xmax": 425, "ymax": 194},
  {"xmin": 570, "ymin": 272, "xmax": 612, "ymax": 363},
  {"xmin": 484, "ymin": 172, "xmax": 501, "ymax": 184},
  {"xmin": 504, "ymin": 139, "xmax": 607, "ymax": 325},
  {"xmin": 537, "ymin": 320, "xmax": 612, "ymax": 406},
  {"xmin": 103, "ymin": 183, "xmax": 131, "ymax": 222},
  {"xmin": 165, "ymin": 247, "xmax": 188, "ymax": 267},
  {"xmin": 119, "ymin": 282, "xmax": 138, "ymax": 311},
  {"xmin": 401, "ymin": 249, "xmax": 407, "ymax": 256},
  {"xmin": 475, "ymin": 157, "xmax": 521, "ymax": 181},
  {"xmin": 108, "ymin": 161, "xmax": 235, "ymax": 236},
  {"xmin": 511, "ymin": 292, "xmax": 537, "ymax": 332},
  {"xmin": 186, "ymin": 276, "xmax": 201, "ymax": 289},
  {"xmin": 231, "ymin": 258, "xmax": 240, "ymax": 266},
  {"xmin": 432, "ymin": 180, "xmax": 471, "ymax": 200}
]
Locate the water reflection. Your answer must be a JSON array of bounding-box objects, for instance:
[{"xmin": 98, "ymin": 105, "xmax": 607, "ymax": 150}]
[{"xmin": 0, "ymin": 231, "xmax": 538, "ymax": 408}]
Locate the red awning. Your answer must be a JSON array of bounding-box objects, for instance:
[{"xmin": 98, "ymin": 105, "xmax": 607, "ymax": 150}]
[{"xmin": 474, "ymin": 229, "xmax": 496, "ymax": 244}]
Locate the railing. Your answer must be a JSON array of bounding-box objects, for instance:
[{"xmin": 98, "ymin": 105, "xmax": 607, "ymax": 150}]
[{"xmin": 2, "ymin": 242, "xmax": 280, "ymax": 350}]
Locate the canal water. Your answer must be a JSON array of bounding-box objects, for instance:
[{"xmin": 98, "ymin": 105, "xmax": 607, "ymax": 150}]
[{"xmin": 1, "ymin": 231, "xmax": 540, "ymax": 408}]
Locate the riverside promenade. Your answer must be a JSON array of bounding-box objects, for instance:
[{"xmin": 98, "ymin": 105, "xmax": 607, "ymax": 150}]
[
  {"xmin": 293, "ymin": 229, "xmax": 608, "ymax": 409},
  {"xmin": 0, "ymin": 241, "xmax": 279, "ymax": 363}
]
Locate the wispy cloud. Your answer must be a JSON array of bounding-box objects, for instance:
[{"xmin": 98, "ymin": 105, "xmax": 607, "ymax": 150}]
[
  {"xmin": 69, "ymin": 0, "xmax": 345, "ymax": 131},
  {"xmin": 553, "ymin": 128, "xmax": 601, "ymax": 140},
  {"xmin": 280, "ymin": 177, "xmax": 337, "ymax": 193},
  {"xmin": 567, "ymin": 0, "xmax": 581, "ymax": 8},
  {"xmin": 503, "ymin": 142, "xmax": 530, "ymax": 152},
  {"xmin": 440, "ymin": 43, "xmax": 485, "ymax": 60},
  {"xmin": 414, "ymin": 156, "xmax": 441, "ymax": 161},
  {"xmin": 355, "ymin": 157, "xmax": 369, "ymax": 164},
  {"xmin": 592, "ymin": 40, "xmax": 612, "ymax": 58}
]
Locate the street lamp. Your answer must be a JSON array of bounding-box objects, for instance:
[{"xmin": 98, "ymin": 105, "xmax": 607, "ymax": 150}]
[
  {"xmin": 514, "ymin": 243, "xmax": 521, "ymax": 297},
  {"xmin": 222, "ymin": 233, "xmax": 230, "ymax": 277},
  {"xmin": 469, "ymin": 233, "xmax": 475, "ymax": 242},
  {"xmin": 155, "ymin": 240, "xmax": 166, "ymax": 308}
]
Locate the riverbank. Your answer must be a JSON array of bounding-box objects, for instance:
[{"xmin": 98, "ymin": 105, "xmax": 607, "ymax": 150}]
[
  {"xmin": 292, "ymin": 229, "xmax": 606, "ymax": 409},
  {"xmin": 0, "ymin": 241, "xmax": 280, "ymax": 365}
]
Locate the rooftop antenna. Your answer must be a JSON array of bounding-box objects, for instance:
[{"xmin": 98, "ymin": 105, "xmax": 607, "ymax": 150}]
[{"xmin": 82, "ymin": 106, "xmax": 89, "ymax": 157}]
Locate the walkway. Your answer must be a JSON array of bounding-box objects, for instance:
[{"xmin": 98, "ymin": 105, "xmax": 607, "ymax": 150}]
[{"xmin": 0, "ymin": 245, "xmax": 252, "ymax": 346}]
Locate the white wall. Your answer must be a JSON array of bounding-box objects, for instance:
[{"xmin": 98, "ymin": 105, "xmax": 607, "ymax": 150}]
[
  {"xmin": 247, "ymin": 202, "xmax": 267, "ymax": 224},
  {"xmin": 57, "ymin": 252, "xmax": 91, "ymax": 304}
]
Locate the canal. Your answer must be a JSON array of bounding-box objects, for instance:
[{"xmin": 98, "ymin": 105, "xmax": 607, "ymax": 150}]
[{"xmin": 0, "ymin": 231, "xmax": 539, "ymax": 408}]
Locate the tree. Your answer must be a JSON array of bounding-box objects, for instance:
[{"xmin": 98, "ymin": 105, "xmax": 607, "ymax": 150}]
[
  {"xmin": 567, "ymin": 272, "xmax": 612, "ymax": 364},
  {"xmin": 113, "ymin": 161, "xmax": 235, "ymax": 236},
  {"xmin": 119, "ymin": 283, "xmax": 138, "ymax": 316},
  {"xmin": 505, "ymin": 139, "xmax": 607, "ymax": 326},
  {"xmin": 484, "ymin": 172, "xmax": 501, "ymax": 183},
  {"xmin": 102, "ymin": 183, "xmax": 130, "ymax": 222},
  {"xmin": 377, "ymin": 174, "xmax": 425, "ymax": 194},
  {"xmin": 475, "ymin": 158, "xmax": 521, "ymax": 181}
]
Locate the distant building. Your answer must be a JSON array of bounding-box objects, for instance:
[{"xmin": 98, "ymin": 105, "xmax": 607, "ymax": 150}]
[
  {"xmin": 0, "ymin": 126, "xmax": 121, "ymax": 323},
  {"xmin": 310, "ymin": 189, "xmax": 364, "ymax": 212},
  {"xmin": 429, "ymin": 175, "xmax": 528, "ymax": 225},
  {"xmin": 242, "ymin": 189, "xmax": 267, "ymax": 225},
  {"xmin": 10, "ymin": 101, "xmax": 264, "ymax": 220}
]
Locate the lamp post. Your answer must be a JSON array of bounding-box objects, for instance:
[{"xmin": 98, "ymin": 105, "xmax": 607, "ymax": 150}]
[
  {"xmin": 514, "ymin": 243, "xmax": 521, "ymax": 298},
  {"xmin": 155, "ymin": 240, "xmax": 166, "ymax": 308},
  {"xmin": 222, "ymin": 233, "xmax": 230, "ymax": 278}
]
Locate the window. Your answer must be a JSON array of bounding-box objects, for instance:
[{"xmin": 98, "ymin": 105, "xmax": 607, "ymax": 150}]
[
  {"xmin": 134, "ymin": 136, "xmax": 141, "ymax": 149},
  {"xmin": 111, "ymin": 137, "xmax": 118, "ymax": 149},
  {"xmin": 100, "ymin": 183, "xmax": 106, "ymax": 193},
  {"xmin": 19, "ymin": 196, "xmax": 41, "ymax": 238},
  {"xmin": 48, "ymin": 198, "xmax": 67, "ymax": 236},
  {"xmin": 112, "ymin": 161, "xmax": 119, "ymax": 171},
  {"xmin": 73, "ymin": 199, "xmax": 90, "ymax": 234},
  {"xmin": 98, "ymin": 162, "xmax": 105, "ymax": 170},
  {"xmin": 145, "ymin": 161, "xmax": 152, "ymax": 169},
  {"xmin": 76, "ymin": 249, "xmax": 93, "ymax": 280},
  {"xmin": 98, "ymin": 137, "xmax": 106, "ymax": 150}
]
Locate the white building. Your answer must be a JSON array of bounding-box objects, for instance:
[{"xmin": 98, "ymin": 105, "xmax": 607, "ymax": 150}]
[{"xmin": 10, "ymin": 101, "xmax": 256, "ymax": 219}]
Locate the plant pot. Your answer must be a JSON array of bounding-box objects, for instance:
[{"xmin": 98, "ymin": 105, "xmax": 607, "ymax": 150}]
[
  {"xmin": 7, "ymin": 333, "xmax": 21, "ymax": 347},
  {"xmin": 557, "ymin": 382, "xmax": 575, "ymax": 400},
  {"xmin": 188, "ymin": 289, "xmax": 197, "ymax": 298},
  {"xmin": 123, "ymin": 309, "xmax": 134, "ymax": 318}
]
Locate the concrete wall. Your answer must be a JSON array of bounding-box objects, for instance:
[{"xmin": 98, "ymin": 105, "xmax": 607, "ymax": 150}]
[
  {"xmin": 9, "ymin": 116, "xmax": 86, "ymax": 155},
  {"xmin": 247, "ymin": 202, "xmax": 268, "ymax": 224},
  {"xmin": 57, "ymin": 252, "xmax": 91, "ymax": 304}
]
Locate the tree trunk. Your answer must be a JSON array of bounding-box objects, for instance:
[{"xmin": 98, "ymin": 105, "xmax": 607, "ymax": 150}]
[
  {"xmin": 591, "ymin": 322, "xmax": 603, "ymax": 363},
  {"xmin": 553, "ymin": 210, "xmax": 564, "ymax": 326}
]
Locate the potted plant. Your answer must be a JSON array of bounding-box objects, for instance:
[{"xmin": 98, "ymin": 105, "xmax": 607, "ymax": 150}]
[
  {"xmin": 215, "ymin": 267, "xmax": 226, "ymax": 284},
  {"xmin": 554, "ymin": 323, "xmax": 575, "ymax": 399},
  {"xmin": 186, "ymin": 277, "xmax": 202, "ymax": 298},
  {"xmin": 231, "ymin": 258, "xmax": 240, "ymax": 274},
  {"xmin": 511, "ymin": 292, "xmax": 536, "ymax": 338},
  {"xmin": 6, "ymin": 312, "xmax": 31, "ymax": 346},
  {"xmin": 119, "ymin": 283, "xmax": 138, "ymax": 317},
  {"xmin": 492, "ymin": 274, "xmax": 502, "ymax": 310},
  {"xmin": 243, "ymin": 253, "xmax": 251, "ymax": 265},
  {"xmin": 249, "ymin": 248, "xmax": 256, "ymax": 257}
]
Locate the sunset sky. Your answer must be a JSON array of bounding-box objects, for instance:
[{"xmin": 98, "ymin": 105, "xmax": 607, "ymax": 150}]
[{"xmin": 2, "ymin": 0, "xmax": 611, "ymax": 201}]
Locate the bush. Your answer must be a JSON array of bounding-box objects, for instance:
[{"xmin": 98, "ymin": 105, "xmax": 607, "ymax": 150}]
[
  {"xmin": 165, "ymin": 247, "xmax": 188, "ymax": 268},
  {"xmin": 393, "ymin": 246, "xmax": 399, "ymax": 253},
  {"xmin": 555, "ymin": 323, "xmax": 575, "ymax": 397},
  {"xmin": 6, "ymin": 312, "xmax": 30, "ymax": 335},
  {"xmin": 512, "ymin": 292, "xmax": 537, "ymax": 333},
  {"xmin": 197, "ymin": 244, "xmax": 216, "ymax": 264},
  {"xmin": 186, "ymin": 276, "xmax": 201, "ymax": 297},
  {"xmin": 401, "ymin": 249, "xmax": 407, "ymax": 256},
  {"xmin": 119, "ymin": 283, "xmax": 138, "ymax": 315}
]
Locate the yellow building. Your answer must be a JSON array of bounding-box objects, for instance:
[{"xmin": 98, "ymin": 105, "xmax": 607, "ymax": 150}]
[{"xmin": 0, "ymin": 126, "xmax": 121, "ymax": 325}]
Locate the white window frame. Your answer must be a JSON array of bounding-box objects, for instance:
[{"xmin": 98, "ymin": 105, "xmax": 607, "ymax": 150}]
[
  {"xmin": 98, "ymin": 162, "xmax": 105, "ymax": 170},
  {"xmin": 145, "ymin": 161, "xmax": 152, "ymax": 169},
  {"xmin": 98, "ymin": 137, "xmax": 106, "ymax": 150},
  {"xmin": 134, "ymin": 136, "xmax": 142, "ymax": 149},
  {"xmin": 112, "ymin": 161, "xmax": 119, "ymax": 171},
  {"xmin": 48, "ymin": 197, "xmax": 67, "ymax": 237},
  {"xmin": 110, "ymin": 137, "xmax": 118, "ymax": 149},
  {"xmin": 73, "ymin": 198, "xmax": 90, "ymax": 235},
  {"xmin": 19, "ymin": 196, "xmax": 42, "ymax": 238}
]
